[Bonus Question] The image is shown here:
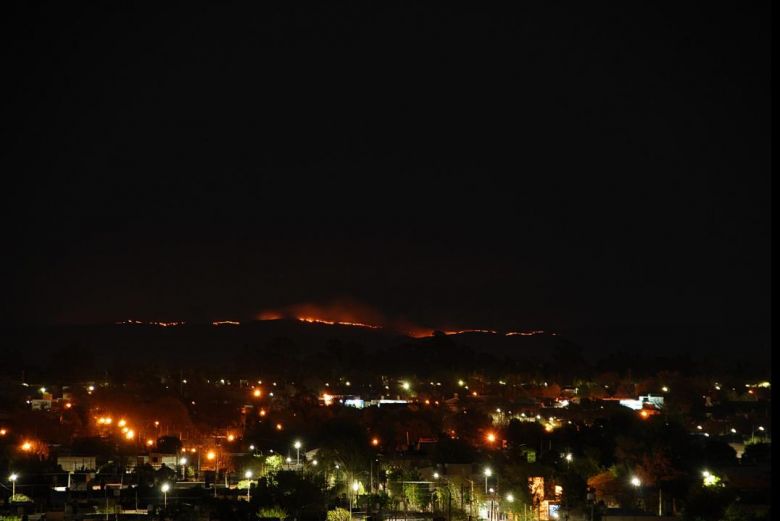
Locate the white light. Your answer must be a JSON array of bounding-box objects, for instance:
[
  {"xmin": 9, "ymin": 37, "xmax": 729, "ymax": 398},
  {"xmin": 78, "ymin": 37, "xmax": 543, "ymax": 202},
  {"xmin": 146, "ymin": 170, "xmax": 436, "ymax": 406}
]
[
  {"xmin": 161, "ymin": 483, "xmax": 170, "ymax": 493},
  {"xmin": 249, "ymin": 445, "xmax": 255, "ymax": 450},
  {"xmin": 245, "ymin": 470, "xmax": 253, "ymax": 479},
  {"xmin": 294, "ymin": 441, "xmax": 302, "ymax": 449},
  {"xmin": 179, "ymin": 458, "xmax": 187, "ymax": 465},
  {"xmin": 506, "ymin": 494, "xmax": 514, "ymax": 502},
  {"xmin": 730, "ymin": 428, "xmax": 737, "ymax": 434},
  {"xmin": 433, "ymin": 472, "xmax": 440, "ymax": 479},
  {"xmin": 312, "ymin": 460, "xmax": 318, "ymax": 466},
  {"xmin": 565, "ymin": 453, "xmax": 573, "ymax": 462},
  {"xmin": 758, "ymin": 426, "xmax": 765, "ymax": 431},
  {"xmin": 402, "ymin": 382, "xmax": 411, "ymax": 390},
  {"xmin": 352, "ymin": 482, "xmax": 359, "ymax": 492},
  {"xmin": 484, "ymin": 468, "xmax": 492, "ymax": 477},
  {"xmin": 662, "ymin": 386, "xmax": 669, "ymax": 392},
  {"xmin": 630, "ymin": 476, "xmax": 641, "ymax": 487},
  {"xmin": 489, "ymin": 487, "xmax": 495, "ymax": 494},
  {"xmin": 9, "ymin": 473, "xmax": 18, "ymax": 481}
]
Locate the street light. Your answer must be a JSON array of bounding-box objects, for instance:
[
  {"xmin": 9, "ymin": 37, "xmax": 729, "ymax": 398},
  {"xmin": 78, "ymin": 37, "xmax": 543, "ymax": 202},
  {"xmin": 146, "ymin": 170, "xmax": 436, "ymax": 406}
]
[
  {"xmin": 433, "ymin": 472, "xmax": 440, "ymax": 480},
  {"xmin": 484, "ymin": 468, "xmax": 492, "ymax": 493},
  {"xmin": 294, "ymin": 440, "xmax": 302, "ymax": 465},
  {"xmin": 9, "ymin": 473, "xmax": 17, "ymax": 498},
  {"xmin": 161, "ymin": 482, "xmax": 170, "ymax": 508},
  {"xmin": 245, "ymin": 471, "xmax": 253, "ymax": 501},
  {"xmin": 630, "ymin": 476, "xmax": 641, "ymax": 487},
  {"xmin": 506, "ymin": 493, "xmax": 514, "ymax": 503}
]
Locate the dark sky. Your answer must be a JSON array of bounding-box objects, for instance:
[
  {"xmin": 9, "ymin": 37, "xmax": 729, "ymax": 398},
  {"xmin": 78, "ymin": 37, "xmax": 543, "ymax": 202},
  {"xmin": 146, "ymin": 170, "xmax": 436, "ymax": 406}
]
[{"xmin": 1, "ymin": 3, "xmax": 770, "ymax": 336}]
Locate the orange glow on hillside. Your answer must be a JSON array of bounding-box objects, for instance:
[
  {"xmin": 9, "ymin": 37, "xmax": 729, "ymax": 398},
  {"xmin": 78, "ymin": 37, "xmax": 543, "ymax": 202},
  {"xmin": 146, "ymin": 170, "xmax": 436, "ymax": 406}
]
[
  {"xmin": 297, "ymin": 316, "xmax": 381, "ymax": 329},
  {"xmin": 444, "ymin": 329, "xmax": 498, "ymax": 335},
  {"xmin": 257, "ymin": 310, "xmax": 283, "ymax": 320},
  {"xmin": 505, "ymin": 330, "xmax": 545, "ymax": 336}
]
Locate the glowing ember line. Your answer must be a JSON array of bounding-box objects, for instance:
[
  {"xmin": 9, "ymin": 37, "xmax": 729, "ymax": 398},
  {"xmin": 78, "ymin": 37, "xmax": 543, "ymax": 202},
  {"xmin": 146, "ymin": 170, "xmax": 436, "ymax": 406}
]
[
  {"xmin": 505, "ymin": 330, "xmax": 545, "ymax": 336},
  {"xmin": 115, "ymin": 320, "xmax": 185, "ymax": 327},
  {"xmin": 296, "ymin": 317, "xmax": 382, "ymax": 329},
  {"xmin": 212, "ymin": 320, "xmax": 240, "ymax": 326},
  {"xmin": 444, "ymin": 329, "xmax": 498, "ymax": 335}
]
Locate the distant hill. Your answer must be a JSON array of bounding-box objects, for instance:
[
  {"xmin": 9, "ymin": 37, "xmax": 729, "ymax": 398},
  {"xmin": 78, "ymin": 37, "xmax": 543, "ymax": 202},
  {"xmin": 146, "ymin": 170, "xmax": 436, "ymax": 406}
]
[{"xmin": 0, "ymin": 319, "xmax": 769, "ymax": 379}]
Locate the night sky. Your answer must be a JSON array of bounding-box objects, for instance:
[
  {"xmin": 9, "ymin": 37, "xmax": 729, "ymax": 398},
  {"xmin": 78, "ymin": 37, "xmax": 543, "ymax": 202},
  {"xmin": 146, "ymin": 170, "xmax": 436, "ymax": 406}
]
[{"xmin": 1, "ymin": 4, "xmax": 770, "ymax": 339}]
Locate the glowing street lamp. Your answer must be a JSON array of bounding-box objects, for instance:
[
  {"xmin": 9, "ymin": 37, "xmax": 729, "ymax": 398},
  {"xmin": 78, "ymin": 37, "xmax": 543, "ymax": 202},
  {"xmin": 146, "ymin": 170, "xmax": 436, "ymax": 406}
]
[
  {"xmin": 9, "ymin": 473, "xmax": 18, "ymax": 497},
  {"xmin": 161, "ymin": 482, "xmax": 170, "ymax": 507},
  {"xmin": 245, "ymin": 470, "xmax": 253, "ymax": 501},
  {"xmin": 402, "ymin": 381, "xmax": 411, "ymax": 391},
  {"xmin": 506, "ymin": 493, "xmax": 514, "ymax": 503},
  {"xmin": 484, "ymin": 467, "xmax": 492, "ymax": 493},
  {"xmin": 294, "ymin": 440, "xmax": 302, "ymax": 464},
  {"xmin": 630, "ymin": 476, "xmax": 641, "ymax": 487},
  {"xmin": 433, "ymin": 472, "xmax": 440, "ymax": 480}
]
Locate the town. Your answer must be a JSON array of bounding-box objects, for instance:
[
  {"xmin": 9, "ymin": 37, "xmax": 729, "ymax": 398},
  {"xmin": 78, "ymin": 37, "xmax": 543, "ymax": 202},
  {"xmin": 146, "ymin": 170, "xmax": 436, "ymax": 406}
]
[{"xmin": 0, "ymin": 324, "xmax": 771, "ymax": 521}]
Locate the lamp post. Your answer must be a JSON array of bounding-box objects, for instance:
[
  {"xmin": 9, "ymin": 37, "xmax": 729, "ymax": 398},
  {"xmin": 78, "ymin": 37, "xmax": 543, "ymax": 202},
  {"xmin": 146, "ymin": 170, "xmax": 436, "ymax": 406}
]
[
  {"xmin": 161, "ymin": 482, "xmax": 170, "ymax": 508},
  {"xmin": 630, "ymin": 476, "xmax": 641, "ymax": 511},
  {"xmin": 294, "ymin": 440, "xmax": 302, "ymax": 465},
  {"xmin": 484, "ymin": 468, "xmax": 492, "ymax": 494},
  {"xmin": 9, "ymin": 473, "xmax": 17, "ymax": 498},
  {"xmin": 350, "ymin": 480, "xmax": 359, "ymax": 520},
  {"xmin": 245, "ymin": 470, "xmax": 253, "ymax": 502}
]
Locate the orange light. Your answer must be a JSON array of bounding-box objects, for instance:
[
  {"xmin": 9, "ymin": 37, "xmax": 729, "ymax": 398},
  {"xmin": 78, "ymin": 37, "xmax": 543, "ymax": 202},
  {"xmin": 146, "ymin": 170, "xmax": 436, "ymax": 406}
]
[
  {"xmin": 640, "ymin": 410, "xmax": 650, "ymax": 419},
  {"xmin": 104, "ymin": 417, "xmax": 112, "ymax": 425},
  {"xmin": 227, "ymin": 434, "xmax": 235, "ymax": 442},
  {"xmin": 0, "ymin": 428, "xmax": 7, "ymax": 436},
  {"xmin": 425, "ymin": 399, "xmax": 431, "ymax": 405},
  {"xmin": 276, "ymin": 423, "xmax": 283, "ymax": 431},
  {"xmin": 253, "ymin": 389, "xmax": 262, "ymax": 398},
  {"xmin": 21, "ymin": 441, "xmax": 33, "ymax": 452},
  {"xmin": 146, "ymin": 439, "xmax": 154, "ymax": 446},
  {"xmin": 190, "ymin": 448, "xmax": 196, "ymax": 453},
  {"xmin": 259, "ymin": 409, "xmax": 267, "ymax": 417},
  {"xmin": 472, "ymin": 391, "xmax": 478, "ymax": 397},
  {"xmin": 207, "ymin": 451, "xmax": 216, "ymax": 461},
  {"xmin": 486, "ymin": 432, "xmax": 496, "ymax": 443},
  {"xmin": 64, "ymin": 403, "xmax": 72, "ymax": 409},
  {"xmin": 154, "ymin": 421, "xmax": 159, "ymax": 427},
  {"xmin": 125, "ymin": 429, "xmax": 135, "ymax": 440},
  {"xmin": 118, "ymin": 419, "xmax": 127, "ymax": 427},
  {"xmin": 371, "ymin": 437, "xmax": 380, "ymax": 446}
]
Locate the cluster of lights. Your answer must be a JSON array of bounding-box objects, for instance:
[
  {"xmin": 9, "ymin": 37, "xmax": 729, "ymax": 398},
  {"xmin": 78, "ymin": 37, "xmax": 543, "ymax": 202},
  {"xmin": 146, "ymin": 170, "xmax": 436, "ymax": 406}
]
[{"xmin": 96, "ymin": 416, "xmax": 136, "ymax": 440}]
